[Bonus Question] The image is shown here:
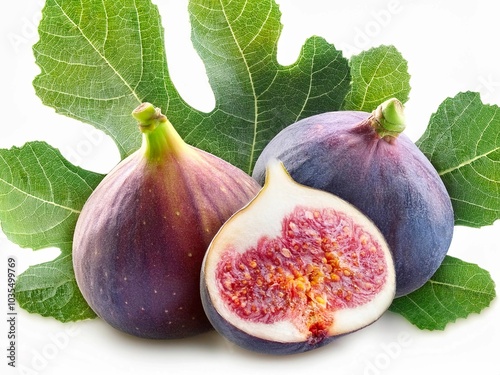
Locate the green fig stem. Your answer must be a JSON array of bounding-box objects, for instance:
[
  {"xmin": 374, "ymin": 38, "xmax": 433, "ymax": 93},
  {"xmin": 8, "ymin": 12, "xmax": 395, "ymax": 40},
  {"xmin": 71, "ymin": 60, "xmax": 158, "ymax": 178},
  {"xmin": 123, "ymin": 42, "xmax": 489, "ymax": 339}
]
[
  {"xmin": 370, "ymin": 98, "xmax": 406, "ymax": 142},
  {"xmin": 132, "ymin": 103, "xmax": 191, "ymax": 161}
]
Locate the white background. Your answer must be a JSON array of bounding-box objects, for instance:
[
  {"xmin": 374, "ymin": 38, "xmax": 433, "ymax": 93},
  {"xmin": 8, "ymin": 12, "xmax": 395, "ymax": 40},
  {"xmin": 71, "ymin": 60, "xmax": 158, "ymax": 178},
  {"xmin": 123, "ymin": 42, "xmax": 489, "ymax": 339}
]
[{"xmin": 1, "ymin": 0, "xmax": 500, "ymax": 374}]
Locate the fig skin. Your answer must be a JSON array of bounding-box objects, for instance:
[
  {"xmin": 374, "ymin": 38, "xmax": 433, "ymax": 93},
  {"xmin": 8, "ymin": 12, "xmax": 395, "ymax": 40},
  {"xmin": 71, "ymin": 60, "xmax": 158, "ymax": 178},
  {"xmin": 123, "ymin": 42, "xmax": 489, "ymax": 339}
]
[
  {"xmin": 201, "ymin": 160, "xmax": 395, "ymax": 355},
  {"xmin": 252, "ymin": 99, "xmax": 454, "ymax": 297},
  {"xmin": 73, "ymin": 103, "xmax": 260, "ymax": 339}
]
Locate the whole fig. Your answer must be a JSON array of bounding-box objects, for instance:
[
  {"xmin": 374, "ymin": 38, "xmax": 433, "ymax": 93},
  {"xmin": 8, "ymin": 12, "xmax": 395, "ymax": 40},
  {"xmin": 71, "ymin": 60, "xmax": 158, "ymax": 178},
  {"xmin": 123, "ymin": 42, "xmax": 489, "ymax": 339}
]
[
  {"xmin": 73, "ymin": 103, "xmax": 260, "ymax": 339},
  {"xmin": 252, "ymin": 99, "xmax": 454, "ymax": 297},
  {"xmin": 201, "ymin": 160, "xmax": 395, "ymax": 355}
]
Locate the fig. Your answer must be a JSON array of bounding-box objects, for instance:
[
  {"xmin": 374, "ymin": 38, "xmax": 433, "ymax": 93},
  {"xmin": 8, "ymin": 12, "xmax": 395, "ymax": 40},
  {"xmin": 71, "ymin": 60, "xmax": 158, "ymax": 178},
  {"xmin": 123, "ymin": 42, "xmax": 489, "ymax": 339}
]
[
  {"xmin": 252, "ymin": 99, "xmax": 454, "ymax": 297},
  {"xmin": 73, "ymin": 103, "xmax": 260, "ymax": 339},
  {"xmin": 201, "ymin": 160, "xmax": 395, "ymax": 355}
]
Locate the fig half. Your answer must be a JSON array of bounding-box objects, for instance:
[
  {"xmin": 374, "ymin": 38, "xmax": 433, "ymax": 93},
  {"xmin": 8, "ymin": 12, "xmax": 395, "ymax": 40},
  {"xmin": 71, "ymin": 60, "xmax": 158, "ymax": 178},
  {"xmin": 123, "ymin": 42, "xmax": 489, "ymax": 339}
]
[
  {"xmin": 201, "ymin": 160, "xmax": 395, "ymax": 355},
  {"xmin": 73, "ymin": 103, "xmax": 260, "ymax": 339}
]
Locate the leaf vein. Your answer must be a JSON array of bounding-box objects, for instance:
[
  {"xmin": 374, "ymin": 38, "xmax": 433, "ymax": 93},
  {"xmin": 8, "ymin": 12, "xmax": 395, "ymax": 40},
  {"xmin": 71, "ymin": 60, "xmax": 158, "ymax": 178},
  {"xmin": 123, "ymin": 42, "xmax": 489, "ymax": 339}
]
[
  {"xmin": 439, "ymin": 146, "xmax": 500, "ymax": 176},
  {"xmin": 52, "ymin": 0, "xmax": 142, "ymax": 104},
  {"xmin": 219, "ymin": 0, "xmax": 259, "ymax": 174}
]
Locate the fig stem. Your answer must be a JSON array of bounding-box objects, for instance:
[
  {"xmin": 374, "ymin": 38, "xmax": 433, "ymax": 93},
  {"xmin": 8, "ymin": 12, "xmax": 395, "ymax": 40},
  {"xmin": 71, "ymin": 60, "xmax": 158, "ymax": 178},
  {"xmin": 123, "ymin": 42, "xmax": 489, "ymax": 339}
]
[
  {"xmin": 370, "ymin": 98, "xmax": 406, "ymax": 141},
  {"xmin": 132, "ymin": 102, "xmax": 160, "ymax": 126},
  {"xmin": 132, "ymin": 103, "xmax": 190, "ymax": 161}
]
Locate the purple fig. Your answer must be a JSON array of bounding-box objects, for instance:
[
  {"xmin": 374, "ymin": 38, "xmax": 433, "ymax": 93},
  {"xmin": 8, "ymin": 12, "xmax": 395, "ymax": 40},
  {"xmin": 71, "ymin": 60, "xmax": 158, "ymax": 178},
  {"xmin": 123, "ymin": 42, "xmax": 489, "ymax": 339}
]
[
  {"xmin": 252, "ymin": 99, "xmax": 454, "ymax": 297},
  {"xmin": 201, "ymin": 160, "xmax": 395, "ymax": 355},
  {"xmin": 73, "ymin": 103, "xmax": 260, "ymax": 339}
]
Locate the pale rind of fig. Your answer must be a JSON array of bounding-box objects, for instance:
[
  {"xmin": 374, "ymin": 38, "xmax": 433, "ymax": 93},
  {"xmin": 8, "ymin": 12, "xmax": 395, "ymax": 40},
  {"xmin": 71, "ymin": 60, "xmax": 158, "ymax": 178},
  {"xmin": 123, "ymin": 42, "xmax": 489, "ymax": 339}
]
[
  {"xmin": 73, "ymin": 103, "xmax": 260, "ymax": 339},
  {"xmin": 201, "ymin": 160, "xmax": 396, "ymax": 355}
]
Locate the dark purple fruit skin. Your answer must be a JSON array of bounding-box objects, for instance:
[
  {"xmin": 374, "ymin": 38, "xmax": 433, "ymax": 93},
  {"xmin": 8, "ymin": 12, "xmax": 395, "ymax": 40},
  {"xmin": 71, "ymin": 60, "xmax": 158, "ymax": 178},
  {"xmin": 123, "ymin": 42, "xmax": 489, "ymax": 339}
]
[
  {"xmin": 73, "ymin": 148, "xmax": 260, "ymax": 339},
  {"xmin": 200, "ymin": 271, "xmax": 337, "ymax": 355},
  {"xmin": 252, "ymin": 111, "xmax": 454, "ymax": 297}
]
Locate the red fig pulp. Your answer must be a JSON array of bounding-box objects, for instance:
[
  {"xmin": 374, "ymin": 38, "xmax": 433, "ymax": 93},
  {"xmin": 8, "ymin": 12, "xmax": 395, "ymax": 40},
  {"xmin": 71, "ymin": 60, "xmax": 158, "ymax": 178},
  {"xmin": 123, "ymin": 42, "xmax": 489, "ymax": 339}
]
[{"xmin": 73, "ymin": 103, "xmax": 260, "ymax": 339}]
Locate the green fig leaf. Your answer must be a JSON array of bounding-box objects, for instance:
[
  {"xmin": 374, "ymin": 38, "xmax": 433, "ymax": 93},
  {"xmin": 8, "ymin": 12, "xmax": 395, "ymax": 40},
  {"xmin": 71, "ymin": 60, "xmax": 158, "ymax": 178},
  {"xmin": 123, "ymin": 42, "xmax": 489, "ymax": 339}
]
[
  {"xmin": 0, "ymin": 142, "xmax": 104, "ymax": 250},
  {"xmin": 187, "ymin": 0, "xmax": 350, "ymax": 173},
  {"xmin": 15, "ymin": 251, "xmax": 97, "ymax": 322},
  {"xmin": 0, "ymin": 141, "xmax": 103, "ymax": 321},
  {"xmin": 342, "ymin": 45, "xmax": 411, "ymax": 112},
  {"xmin": 389, "ymin": 256, "xmax": 496, "ymax": 330},
  {"xmin": 33, "ymin": 0, "xmax": 351, "ymax": 174},
  {"xmin": 417, "ymin": 91, "xmax": 500, "ymax": 227}
]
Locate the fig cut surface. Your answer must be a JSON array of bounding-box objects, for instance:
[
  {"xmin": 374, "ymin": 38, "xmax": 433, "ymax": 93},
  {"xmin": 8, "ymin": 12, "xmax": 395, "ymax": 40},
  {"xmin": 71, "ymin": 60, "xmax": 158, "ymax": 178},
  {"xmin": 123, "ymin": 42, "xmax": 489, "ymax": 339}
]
[{"xmin": 201, "ymin": 160, "xmax": 396, "ymax": 354}]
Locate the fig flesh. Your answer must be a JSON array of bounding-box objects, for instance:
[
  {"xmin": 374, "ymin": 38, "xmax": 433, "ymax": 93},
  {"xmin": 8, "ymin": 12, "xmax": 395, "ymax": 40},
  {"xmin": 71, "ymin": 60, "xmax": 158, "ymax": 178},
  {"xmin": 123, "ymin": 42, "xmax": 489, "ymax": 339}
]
[
  {"xmin": 73, "ymin": 103, "xmax": 260, "ymax": 339},
  {"xmin": 252, "ymin": 99, "xmax": 454, "ymax": 297},
  {"xmin": 201, "ymin": 160, "xmax": 395, "ymax": 355}
]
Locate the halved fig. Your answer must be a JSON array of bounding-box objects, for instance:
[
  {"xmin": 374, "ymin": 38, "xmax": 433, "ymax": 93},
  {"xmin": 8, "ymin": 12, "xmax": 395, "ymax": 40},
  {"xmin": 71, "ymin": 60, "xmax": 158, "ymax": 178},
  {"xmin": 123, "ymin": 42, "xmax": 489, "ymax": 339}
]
[{"xmin": 201, "ymin": 160, "xmax": 395, "ymax": 355}]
